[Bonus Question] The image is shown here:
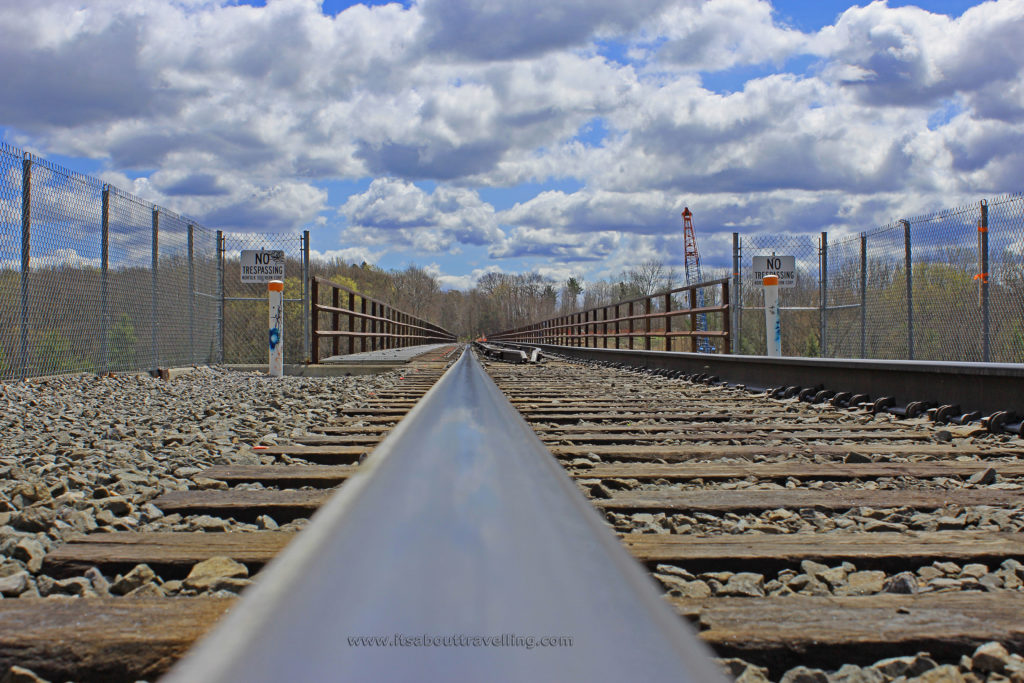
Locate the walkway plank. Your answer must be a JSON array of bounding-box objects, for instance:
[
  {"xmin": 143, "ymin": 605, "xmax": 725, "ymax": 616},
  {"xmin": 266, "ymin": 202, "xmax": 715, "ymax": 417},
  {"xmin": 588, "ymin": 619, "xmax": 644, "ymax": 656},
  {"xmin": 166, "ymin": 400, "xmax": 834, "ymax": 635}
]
[
  {"xmin": 625, "ymin": 530, "xmax": 1024, "ymax": 571},
  {"xmin": 602, "ymin": 488, "xmax": 1024, "ymax": 512},
  {"xmin": 675, "ymin": 593, "xmax": 1024, "ymax": 670},
  {"xmin": 200, "ymin": 464, "xmax": 356, "ymax": 487},
  {"xmin": 44, "ymin": 530, "xmax": 1024, "ymax": 580},
  {"xmin": 551, "ymin": 444, "xmax": 1023, "ymax": 460},
  {"xmin": 0, "ymin": 597, "xmax": 233, "ymax": 683},
  {"xmin": 549, "ymin": 431, "xmax": 932, "ymax": 442},
  {"xmin": 43, "ymin": 532, "xmax": 295, "ymax": 579},
  {"xmin": 260, "ymin": 444, "xmax": 368, "ymax": 463},
  {"xmin": 577, "ymin": 462, "xmax": 1024, "ymax": 480},
  {"xmin": 4, "ymin": 593, "xmax": 1019, "ymax": 681},
  {"xmin": 151, "ymin": 490, "xmax": 329, "ymax": 521}
]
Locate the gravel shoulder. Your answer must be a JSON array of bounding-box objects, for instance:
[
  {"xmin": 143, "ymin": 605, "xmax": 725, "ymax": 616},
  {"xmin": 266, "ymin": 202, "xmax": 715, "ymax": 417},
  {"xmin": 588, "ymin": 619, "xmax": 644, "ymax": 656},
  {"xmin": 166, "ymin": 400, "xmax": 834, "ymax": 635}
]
[{"xmin": 0, "ymin": 366, "xmax": 407, "ymax": 600}]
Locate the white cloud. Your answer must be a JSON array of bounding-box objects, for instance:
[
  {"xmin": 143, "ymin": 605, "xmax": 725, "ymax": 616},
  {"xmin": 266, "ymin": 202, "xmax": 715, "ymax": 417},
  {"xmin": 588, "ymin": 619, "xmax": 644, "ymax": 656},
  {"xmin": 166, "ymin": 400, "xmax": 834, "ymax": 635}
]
[
  {"xmin": 3, "ymin": 0, "xmax": 1023, "ymax": 289},
  {"xmin": 426, "ymin": 263, "xmax": 504, "ymax": 290},
  {"xmin": 646, "ymin": 0, "xmax": 807, "ymax": 71},
  {"xmin": 415, "ymin": 0, "xmax": 677, "ymax": 61},
  {"xmin": 311, "ymin": 246, "xmax": 386, "ymax": 265},
  {"xmin": 0, "ymin": 248, "xmax": 101, "ymax": 271},
  {"xmin": 339, "ymin": 178, "xmax": 505, "ymax": 253},
  {"xmin": 814, "ymin": 0, "xmax": 1024, "ymax": 108}
]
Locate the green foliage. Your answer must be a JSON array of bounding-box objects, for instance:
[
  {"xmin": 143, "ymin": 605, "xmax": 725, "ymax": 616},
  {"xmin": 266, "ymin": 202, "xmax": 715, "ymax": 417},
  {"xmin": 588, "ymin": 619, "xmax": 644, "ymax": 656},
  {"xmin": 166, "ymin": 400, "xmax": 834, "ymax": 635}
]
[
  {"xmin": 35, "ymin": 329, "xmax": 93, "ymax": 374},
  {"xmin": 108, "ymin": 314, "xmax": 137, "ymax": 370},
  {"xmin": 802, "ymin": 332, "xmax": 820, "ymax": 358}
]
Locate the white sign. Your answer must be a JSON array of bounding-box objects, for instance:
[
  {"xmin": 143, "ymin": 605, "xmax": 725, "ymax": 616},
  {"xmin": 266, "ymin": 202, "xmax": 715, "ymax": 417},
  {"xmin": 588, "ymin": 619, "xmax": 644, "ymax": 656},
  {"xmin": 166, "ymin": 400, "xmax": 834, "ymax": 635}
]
[
  {"xmin": 240, "ymin": 250, "xmax": 285, "ymax": 282},
  {"xmin": 752, "ymin": 254, "xmax": 796, "ymax": 289}
]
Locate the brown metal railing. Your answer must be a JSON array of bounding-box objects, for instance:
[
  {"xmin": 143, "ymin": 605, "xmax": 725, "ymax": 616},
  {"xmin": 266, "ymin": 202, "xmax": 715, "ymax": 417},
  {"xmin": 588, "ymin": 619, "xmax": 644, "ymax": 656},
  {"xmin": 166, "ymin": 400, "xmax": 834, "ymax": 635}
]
[
  {"xmin": 310, "ymin": 276, "xmax": 456, "ymax": 361},
  {"xmin": 487, "ymin": 277, "xmax": 731, "ymax": 353}
]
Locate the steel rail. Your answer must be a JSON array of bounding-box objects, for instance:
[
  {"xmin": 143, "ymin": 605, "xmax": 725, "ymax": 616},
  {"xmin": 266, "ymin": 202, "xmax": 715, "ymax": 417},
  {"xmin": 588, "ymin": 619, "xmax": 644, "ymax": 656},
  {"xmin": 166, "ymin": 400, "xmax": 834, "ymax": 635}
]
[
  {"xmin": 505, "ymin": 344, "xmax": 1024, "ymax": 418},
  {"xmin": 162, "ymin": 348, "xmax": 726, "ymax": 683}
]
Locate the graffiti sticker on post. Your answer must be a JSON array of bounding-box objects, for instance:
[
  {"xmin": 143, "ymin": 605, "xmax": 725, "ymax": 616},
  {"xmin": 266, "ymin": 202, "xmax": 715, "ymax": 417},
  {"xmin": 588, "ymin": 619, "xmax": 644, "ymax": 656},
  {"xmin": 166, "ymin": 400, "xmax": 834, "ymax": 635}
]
[
  {"xmin": 240, "ymin": 250, "xmax": 285, "ymax": 282},
  {"xmin": 752, "ymin": 254, "xmax": 796, "ymax": 289}
]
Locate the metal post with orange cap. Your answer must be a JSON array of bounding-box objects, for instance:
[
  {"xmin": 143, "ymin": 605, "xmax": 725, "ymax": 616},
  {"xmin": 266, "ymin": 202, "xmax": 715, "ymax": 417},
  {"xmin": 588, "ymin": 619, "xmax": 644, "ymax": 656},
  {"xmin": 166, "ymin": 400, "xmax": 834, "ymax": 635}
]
[
  {"xmin": 268, "ymin": 280, "xmax": 284, "ymax": 377},
  {"xmin": 764, "ymin": 274, "xmax": 781, "ymax": 357}
]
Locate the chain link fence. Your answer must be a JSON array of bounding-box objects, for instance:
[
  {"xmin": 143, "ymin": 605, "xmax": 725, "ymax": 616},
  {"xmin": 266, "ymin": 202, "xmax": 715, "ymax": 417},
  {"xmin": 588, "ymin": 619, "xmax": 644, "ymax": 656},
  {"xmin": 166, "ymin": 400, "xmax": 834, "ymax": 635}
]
[
  {"xmin": 733, "ymin": 194, "xmax": 1024, "ymax": 363},
  {"xmin": 0, "ymin": 143, "xmax": 310, "ymax": 380},
  {"xmin": 222, "ymin": 231, "xmax": 308, "ymax": 365},
  {"xmin": 734, "ymin": 232, "xmax": 822, "ymax": 356}
]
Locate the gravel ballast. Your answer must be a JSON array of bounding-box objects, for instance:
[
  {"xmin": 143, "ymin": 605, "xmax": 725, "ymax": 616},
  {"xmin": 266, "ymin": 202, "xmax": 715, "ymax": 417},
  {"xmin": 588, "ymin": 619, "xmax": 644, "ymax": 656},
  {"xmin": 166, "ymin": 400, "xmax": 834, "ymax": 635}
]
[{"xmin": 0, "ymin": 366, "xmax": 415, "ymax": 600}]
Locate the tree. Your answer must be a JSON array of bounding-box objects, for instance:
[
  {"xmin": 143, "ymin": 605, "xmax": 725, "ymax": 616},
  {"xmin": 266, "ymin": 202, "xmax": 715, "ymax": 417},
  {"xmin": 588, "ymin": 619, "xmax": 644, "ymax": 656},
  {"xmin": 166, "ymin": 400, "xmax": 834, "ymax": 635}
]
[
  {"xmin": 560, "ymin": 276, "xmax": 584, "ymax": 312},
  {"xmin": 624, "ymin": 259, "xmax": 672, "ymax": 297}
]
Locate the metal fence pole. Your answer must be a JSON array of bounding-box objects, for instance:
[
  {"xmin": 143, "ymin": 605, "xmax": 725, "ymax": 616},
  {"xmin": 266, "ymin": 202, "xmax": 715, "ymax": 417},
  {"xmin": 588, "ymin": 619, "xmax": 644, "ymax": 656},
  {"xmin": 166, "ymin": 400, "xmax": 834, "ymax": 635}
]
[
  {"xmin": 979, "ymin": 200, "xmax": 990, "ymax": 362},
  {"xmin": 101, "ymin": 187, "xmax": 110, "ymax": 373},
  {"xmin": 860, "ymin": 233, "xmax": 867, "ymax": 359},
  {"xmin": 902, "ymin": 219, "xmax": 913, "ymax": 360},
  {"xmin": 20, "ymin": 157, "xmax": 30, "ymax": 379},
  {"xmin": 187, "ymin": 223, "xmax": 195, "ymax": 365},
  {"xmin": 302, "ymin": 230, "xmax": 310, "ymax": 363},
  {"xmin": 217, "ymin": 230, "xmax": 225, "ymax": 363},
  {"xmin": 732, "ymin": 232, "xmax": 740, "ymax": 354},
  {"xmin": 819, "ymin": 231, "xmax": 828, "ymax": 357},
  {"xmin": 151, "ymin": 208, "xmax": 160, "ymax": 371}
]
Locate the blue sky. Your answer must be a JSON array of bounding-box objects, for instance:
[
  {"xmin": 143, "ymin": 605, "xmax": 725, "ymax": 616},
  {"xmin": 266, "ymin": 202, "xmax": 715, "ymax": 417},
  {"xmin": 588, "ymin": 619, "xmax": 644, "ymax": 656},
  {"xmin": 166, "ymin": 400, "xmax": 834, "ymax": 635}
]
[{"xmin": 2, "ymin": 0, "xmax": 1021, "ymax": 289}]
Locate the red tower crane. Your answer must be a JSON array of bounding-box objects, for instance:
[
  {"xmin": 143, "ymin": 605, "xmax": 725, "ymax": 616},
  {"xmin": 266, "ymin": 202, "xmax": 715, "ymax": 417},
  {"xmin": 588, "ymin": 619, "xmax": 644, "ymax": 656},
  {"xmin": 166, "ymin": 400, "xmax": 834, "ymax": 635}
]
[
  {"xmin": 681, "ymin": 207, "xmax": 713, "ymax": 352},
  {"xmin": 681, "ymin": 207, "xmax": 701, "ymax": 286}
]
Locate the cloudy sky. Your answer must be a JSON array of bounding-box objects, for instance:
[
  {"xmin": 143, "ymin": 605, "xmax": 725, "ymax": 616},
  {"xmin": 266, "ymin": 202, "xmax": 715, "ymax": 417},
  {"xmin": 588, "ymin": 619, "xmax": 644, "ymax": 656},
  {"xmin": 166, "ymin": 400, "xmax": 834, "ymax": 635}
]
[{"xmin": 2, "ymin": 0, "xmax": 1021, "ymax": 288}]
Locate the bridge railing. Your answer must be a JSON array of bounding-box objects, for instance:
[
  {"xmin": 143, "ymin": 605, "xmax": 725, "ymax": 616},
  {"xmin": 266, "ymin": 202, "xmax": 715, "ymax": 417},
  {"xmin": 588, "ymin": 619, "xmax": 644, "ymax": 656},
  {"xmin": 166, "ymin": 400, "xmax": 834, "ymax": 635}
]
[
  {"xmin": 310, "ymin": 276, "xmax": 456, "ymax": 361},
  {"xmin": 487, "ymin": 277, "xmax": 731, "ymax": 353}
]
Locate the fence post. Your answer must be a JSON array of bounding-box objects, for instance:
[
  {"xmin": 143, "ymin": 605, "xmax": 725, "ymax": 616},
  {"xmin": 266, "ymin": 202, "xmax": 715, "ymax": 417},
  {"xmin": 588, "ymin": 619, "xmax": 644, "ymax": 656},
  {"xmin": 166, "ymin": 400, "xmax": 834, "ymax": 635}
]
[
  {"xmin": 310, "ymin": 278, "xmax": 319, "ymax": 362},
  {"xmin": 732, "ymin": 233, "xmax": 740, "ymax": 355},
  {"xmin": 331, "ymin": 286, "xmax": 340, "ymax": 357},
  {"xmin": 764, "ymin": 276, "xmax": 781, "ymax": 356},
  {"xmin": 902, "ymin": 219, "xmax": 914, "ymax": 360},
  {"xmin": 302, "ymin": 230, "xmax": 310, "ymax": 363},
  {"xmin": 361, "ymin": 295, "xmax": 368, "ymax": 352},
  {"xmin": 627, "ymin": 302, "xmax": 634, "ymax": 350},
  {"xmin": 20, "ymin": 157, "xmax": 31, "ymax": 379},
  {"xmin": 217, "ymin": 230, "xmax": 225, "ymax": 363},
  {"xmin": 187, "ymin": 223, "xmax": 195, "ymax": 365},
  {"xmin": 151, "ymin": 208, "xmax": 159, "ymax": 372},
  {"xmin": 688, "ymin": 289, "xmax": 697, "ymax": 352},
  {"xmin": 979, "ymin": 200, "xmax": 990, "ymax": 362},
  {"xmin": 348, "ymin": 292, "xmax": 356, "ymax": 355},
  {"xmin": 101, "ymin": 187, "xmax": 109, "ymax": 373},
  {"xmin": 860, "ymin": 233, "xmax": 867, "ymax": 359},
  {"xmin": 664, "ymin": 292, "xmax": 672, "ymax": 352},
  {"xmin": 819, "ymin": 231, "xmax": 828, "ymax": 358},
  {"xmin": 644, "ymin": 298, "xmax": 652, "ymax": 351},
  {"xmin": 722, "ymin": 279, "xmax": 731, "ymax": 354},
  {"xmin": 372, "ymin": 301, "xmax": 380, "ymax": 350},
  {"xmin": 268, "ymin": 281, "xmax": 284, "ymax": 377}
]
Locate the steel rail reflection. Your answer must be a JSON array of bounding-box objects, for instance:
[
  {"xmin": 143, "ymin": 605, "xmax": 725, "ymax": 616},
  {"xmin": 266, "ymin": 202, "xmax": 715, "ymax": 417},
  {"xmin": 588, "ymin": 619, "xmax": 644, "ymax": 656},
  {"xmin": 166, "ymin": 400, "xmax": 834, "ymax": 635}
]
[{"xmin": 163, "ymin": 347, "xmax": 727, "ymax": 683}]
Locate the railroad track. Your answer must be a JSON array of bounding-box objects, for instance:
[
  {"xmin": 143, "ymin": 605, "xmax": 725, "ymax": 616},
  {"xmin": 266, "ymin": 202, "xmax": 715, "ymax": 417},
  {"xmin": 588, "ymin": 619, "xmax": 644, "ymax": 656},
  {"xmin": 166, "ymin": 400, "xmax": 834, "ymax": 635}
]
[{"xmin": 2, "ymin": 345, "xmax": 1023, "ymax": 682}]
